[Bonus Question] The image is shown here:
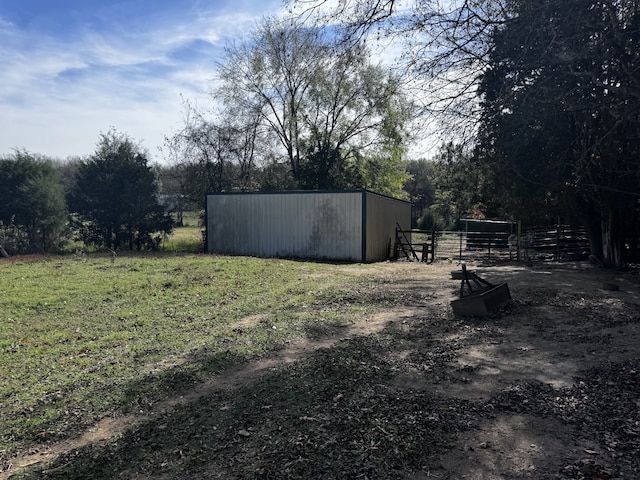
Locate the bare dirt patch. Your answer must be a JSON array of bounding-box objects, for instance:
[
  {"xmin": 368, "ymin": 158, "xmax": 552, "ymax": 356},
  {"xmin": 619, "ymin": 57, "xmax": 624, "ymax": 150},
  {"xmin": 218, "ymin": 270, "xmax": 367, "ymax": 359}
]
[{"xmin": 4, "ymin": 259, "xmax": 640, "ymax": 479}]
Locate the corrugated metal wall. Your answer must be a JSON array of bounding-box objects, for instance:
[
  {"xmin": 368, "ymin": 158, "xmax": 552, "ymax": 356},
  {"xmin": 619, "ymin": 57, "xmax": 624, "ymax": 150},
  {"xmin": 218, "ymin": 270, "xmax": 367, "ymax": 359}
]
[
  {"xmin": 364, "ymin": 191, "xmax": 412, "ymax": 262},
  {"xmin": 207, "ymin": 191, "xmax": 364, "ymax": 261},
  {"xmin": 206, "ymin": 190, "xmax": 411, "ymax": 263}
]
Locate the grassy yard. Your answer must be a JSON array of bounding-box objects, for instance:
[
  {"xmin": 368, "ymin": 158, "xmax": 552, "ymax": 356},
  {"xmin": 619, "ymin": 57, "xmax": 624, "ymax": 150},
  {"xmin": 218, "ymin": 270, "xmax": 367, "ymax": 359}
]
[
  {"xmin": 4, "ymin": 244, "xmax": 640, "ymax": 479},
  {"xmin": 162, "ymin": 211, "xmax": 205, "ymax": 252},
  {"xmin": 0, "ymin": 251, "xmax": 384, "ymax": 462}
]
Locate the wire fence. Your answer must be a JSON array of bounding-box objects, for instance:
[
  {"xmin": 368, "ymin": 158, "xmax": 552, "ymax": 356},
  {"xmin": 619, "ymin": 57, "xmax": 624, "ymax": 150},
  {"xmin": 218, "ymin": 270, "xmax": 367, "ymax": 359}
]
[{"xmin": 409, "ymin": 225, "xmax": 591, "ymax": 263}]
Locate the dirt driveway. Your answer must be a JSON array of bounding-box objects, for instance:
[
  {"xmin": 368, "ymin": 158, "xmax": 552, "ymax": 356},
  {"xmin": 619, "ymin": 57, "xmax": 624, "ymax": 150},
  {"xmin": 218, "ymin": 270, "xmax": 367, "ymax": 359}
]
[
  {"xmin": 5, "ymin": 259, "xmax": 640, "ymax": 479},
  {"xmin": 387, "ymin": 259, "xmax": 640, "ymax": 479}
]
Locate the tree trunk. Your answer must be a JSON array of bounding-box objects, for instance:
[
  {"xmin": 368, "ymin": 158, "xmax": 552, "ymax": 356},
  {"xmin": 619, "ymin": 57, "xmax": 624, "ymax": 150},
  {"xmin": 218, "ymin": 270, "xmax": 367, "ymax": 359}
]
[
  {"xmin": 601, "ymin": 209, "xmax": 622, "ymax": 269},
  {"xmin": 582, "ymin": 210, "xmax": 600, "ymax": 260}
]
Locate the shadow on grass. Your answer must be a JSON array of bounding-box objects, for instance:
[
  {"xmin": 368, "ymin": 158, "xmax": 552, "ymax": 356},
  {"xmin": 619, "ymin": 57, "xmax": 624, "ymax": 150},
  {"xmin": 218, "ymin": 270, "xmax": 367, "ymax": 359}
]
[
  {"xmin": 11, "ymin": 320, "xmax": 478, "ymax": 479},
  {"xmin": 9, "ymin": 262, "xmax": 640, "ymax": 479},
  {"xmin": 11, "ymin": 336, "xmax": 640, "ymax": 479}
]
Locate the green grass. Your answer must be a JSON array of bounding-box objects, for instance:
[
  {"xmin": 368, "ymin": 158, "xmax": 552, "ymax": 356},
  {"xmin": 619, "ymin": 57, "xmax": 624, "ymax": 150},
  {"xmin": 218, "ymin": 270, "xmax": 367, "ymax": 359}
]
[
  {"xmin": 162, "ymin": 225, "xmax": 204, "ymax": 252},
  {"xmin": 162, "ymin": 211, "xmax": 205, "ymax": 252},
  {"xmin": 0, "ymin": 253, "xmax": 383, "ymax": 458}
]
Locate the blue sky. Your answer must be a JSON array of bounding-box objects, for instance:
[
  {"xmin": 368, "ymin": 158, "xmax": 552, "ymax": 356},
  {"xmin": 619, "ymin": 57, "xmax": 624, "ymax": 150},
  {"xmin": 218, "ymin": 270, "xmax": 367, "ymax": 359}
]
[{"xmin": 0, "ymin": 0, "xmax": 285, "ymax": 163}]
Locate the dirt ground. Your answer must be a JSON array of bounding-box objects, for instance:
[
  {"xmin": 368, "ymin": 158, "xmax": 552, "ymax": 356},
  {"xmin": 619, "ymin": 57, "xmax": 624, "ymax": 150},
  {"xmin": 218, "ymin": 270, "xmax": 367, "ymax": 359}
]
[
  {"xmin": 395, "ymin": 259, "xmax": 640, "ymax": 479},
  {"xmin": 4, "ymin": 258, "xmax": 640, "ymax": 479}
]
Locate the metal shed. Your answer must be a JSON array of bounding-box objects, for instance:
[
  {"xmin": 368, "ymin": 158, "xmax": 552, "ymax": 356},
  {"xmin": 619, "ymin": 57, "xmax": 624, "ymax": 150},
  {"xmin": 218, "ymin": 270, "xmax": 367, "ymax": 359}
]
[{"xmin": 205, "ymin": 190, "xmax": 411, "ymax": 262}]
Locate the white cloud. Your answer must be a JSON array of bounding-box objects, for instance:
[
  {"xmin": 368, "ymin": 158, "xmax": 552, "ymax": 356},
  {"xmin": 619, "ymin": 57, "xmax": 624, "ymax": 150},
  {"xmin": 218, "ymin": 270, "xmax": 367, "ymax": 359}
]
[
  {"xmin": 0, "ymin": 0, "xmax": 285, "ymax": 162},
  {"xmin": 1, "ymin": 0, "xmax": 445, "ymax": 163}
]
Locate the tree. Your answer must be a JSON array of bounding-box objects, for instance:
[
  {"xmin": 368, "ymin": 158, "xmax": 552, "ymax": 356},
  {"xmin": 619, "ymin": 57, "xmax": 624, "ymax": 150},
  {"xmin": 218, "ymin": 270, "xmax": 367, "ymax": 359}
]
[
  {"xmin": 292, "ymin": 0, "xmax": 640, "ymax": 267},
  {"xmin": 154, "ymin": 163, "xmax": 201, "ymax": 227},
  {"xmin": 164, "ymin": 101, "xmax": 263, "ymax": 204},
  {"xmin": 255, "ymin": 160, "xmax": 299, "ymax": 191},
  {"xmin": 477, "ymin": 0, "xmax": 640, "ymax": 267},
  {"xmin": 0, "ymin": 151, "xmax": 68, "ymax": 253},
  {"xmin": 52, "ymin": 156, "xmax": 83, "ymax": 197},
  {"xmin": 217, "ymin": 19, "xmax": 322, "ymax": 183},
  {"xmin": 215, "ymin": 17, "xmax": 413, "ymax": 195},
  {"xmin": 423, "ymin": 142, "xmax": 501, "ymax": 229},
  {"xmin": 404, "ymin": 159, "xmax": 437, "ymax": 223},
  {"xmin": 68, "ymin": 130, "xmax": 175, "ymax": 250},
  {"xmin": 288, "ymin": 0, "xmax": 508, "ymax": 141}
]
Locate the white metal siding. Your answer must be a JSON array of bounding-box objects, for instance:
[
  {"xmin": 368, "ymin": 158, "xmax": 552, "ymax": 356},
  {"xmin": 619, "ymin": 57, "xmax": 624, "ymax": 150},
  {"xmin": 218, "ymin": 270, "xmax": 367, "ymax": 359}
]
[
  {"xmin": 207, "ymin": 191, "xmax": 364, "ymax": 261},
  {"xmin": 206, "ymin": 190, "xmax": 411, "ymax": 263}
]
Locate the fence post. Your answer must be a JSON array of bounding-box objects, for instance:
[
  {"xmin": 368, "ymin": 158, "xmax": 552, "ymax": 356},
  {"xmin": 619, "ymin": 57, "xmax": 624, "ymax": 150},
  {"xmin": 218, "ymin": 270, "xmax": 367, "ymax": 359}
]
[
  {"xmin": 517, "ymin": 220, "xmax": 522, "ymax": 261},
  {"xmin": 458, "ymin": 231, "xmax": 463, "ymax": 263},
  {"xmin": 431, "ymin": 230, "xmax": 436, "ymax": 263},
  {"xmin": 488, "ymin": 234, "xmax": 492, "ymax": 260}
]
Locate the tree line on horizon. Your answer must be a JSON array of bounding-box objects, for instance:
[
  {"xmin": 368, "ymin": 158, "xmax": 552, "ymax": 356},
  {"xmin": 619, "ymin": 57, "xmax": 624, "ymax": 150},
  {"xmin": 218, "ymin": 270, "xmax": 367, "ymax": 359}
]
[
  {"xmin": 0, "ymin": 131, "xmax": 175, "ymax": 255},
  {"xmin": 0, "ymin": 132, "xmax": 461, "ymax": 256},
  {"xmin": 2, "ymin": 0, "xmax": 639, "ymax": 268}
]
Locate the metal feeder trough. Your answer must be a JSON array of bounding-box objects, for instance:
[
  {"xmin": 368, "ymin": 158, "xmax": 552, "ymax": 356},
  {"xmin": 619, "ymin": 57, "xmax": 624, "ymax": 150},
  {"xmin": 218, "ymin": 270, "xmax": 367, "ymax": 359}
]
[{"xmin": 451, "ymin": 265, "xmax": 511, "ymax": 316}]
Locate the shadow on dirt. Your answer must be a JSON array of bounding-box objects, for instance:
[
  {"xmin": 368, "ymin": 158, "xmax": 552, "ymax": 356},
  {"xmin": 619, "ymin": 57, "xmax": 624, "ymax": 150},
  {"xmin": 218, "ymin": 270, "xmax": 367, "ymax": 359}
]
[{"xmin": 8, "ymin": 261, "xmax": 640, "ymax": 479}]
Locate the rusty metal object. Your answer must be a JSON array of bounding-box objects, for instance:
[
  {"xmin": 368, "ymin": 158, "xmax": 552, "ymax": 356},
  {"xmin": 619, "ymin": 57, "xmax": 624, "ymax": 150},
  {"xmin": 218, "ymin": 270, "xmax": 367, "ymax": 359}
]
[{"xmin": 450, "ymin": 264, "xmax": 511, "ymax": 316}]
